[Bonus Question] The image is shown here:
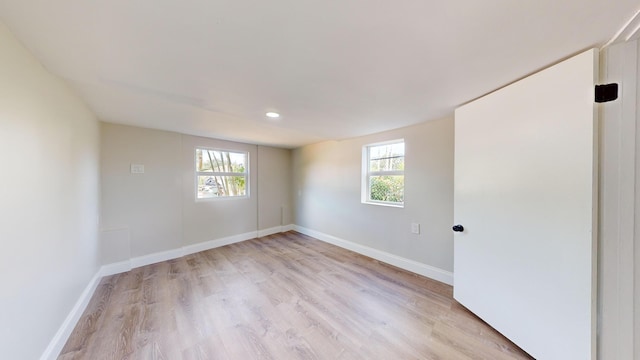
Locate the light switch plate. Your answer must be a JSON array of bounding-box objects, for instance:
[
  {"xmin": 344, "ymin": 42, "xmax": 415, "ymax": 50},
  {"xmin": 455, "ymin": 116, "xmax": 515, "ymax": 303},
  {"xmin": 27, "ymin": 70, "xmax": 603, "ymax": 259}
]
[
  {"xmin": 130, "ymin": 164, "xmax": 145, "ymax": 174},
  {"xmin": 411, "ymin": 223, "xmax": 420, "ymax": 234}
]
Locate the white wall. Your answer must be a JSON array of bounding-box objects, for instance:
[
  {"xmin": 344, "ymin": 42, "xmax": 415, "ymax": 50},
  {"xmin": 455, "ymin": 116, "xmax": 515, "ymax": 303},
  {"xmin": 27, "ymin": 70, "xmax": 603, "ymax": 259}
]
[
  {"xmin": 0, "ymin": 23, "xmax": 101, "ymax": 360},
  {"xmin": 100, "ymin": 123, "xmax": 292, "ymax": 263},
  {"xmin": 292, "ymin": 117, "xmax": 454, "ymax": 277}
]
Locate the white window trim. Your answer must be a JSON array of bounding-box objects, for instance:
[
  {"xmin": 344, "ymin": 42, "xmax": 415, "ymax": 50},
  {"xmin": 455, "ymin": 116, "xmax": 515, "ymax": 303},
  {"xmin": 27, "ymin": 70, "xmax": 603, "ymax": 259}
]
[
  {"xmin": 195, "ymin": 147, "xmax": 249, "ymax": 201},
  {"xmin": 361, "ymin": 139, "xmax": 405, "ymax": 208}
]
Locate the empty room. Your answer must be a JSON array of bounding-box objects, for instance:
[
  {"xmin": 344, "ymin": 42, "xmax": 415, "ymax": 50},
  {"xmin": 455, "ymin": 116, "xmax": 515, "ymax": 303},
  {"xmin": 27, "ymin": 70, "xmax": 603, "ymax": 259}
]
[{"xmin": 1, "ymin": 1, "xmax": 639, "ymax": 359}]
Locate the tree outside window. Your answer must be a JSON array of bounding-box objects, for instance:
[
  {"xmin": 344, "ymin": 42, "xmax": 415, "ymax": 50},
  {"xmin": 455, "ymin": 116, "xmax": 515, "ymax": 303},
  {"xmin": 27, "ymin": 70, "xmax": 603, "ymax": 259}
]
[
  {"xmin": 196, "ymin": 148, "xmax": 248, "ymax": 199},
  {"xmin": 363, "ymin": 140, "xmax": 405, "ymax": 206}
]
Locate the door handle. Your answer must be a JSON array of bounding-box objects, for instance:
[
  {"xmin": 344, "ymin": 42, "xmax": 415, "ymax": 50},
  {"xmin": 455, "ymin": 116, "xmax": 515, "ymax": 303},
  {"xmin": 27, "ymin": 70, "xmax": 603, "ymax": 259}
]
[{"xmin": 452, "ymin": 225, "xmax": 464, "ymax": 232}]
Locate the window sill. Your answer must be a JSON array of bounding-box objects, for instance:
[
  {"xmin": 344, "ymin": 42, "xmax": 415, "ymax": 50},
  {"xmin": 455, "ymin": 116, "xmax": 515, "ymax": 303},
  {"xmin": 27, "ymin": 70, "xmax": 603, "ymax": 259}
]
[
  {"xmin": 196, "ymin": 195, "xmax": 249, "ymax": 202},
  {"xmin": 362, "ymin": 201, "xmax": 404, "ymax": 208}
]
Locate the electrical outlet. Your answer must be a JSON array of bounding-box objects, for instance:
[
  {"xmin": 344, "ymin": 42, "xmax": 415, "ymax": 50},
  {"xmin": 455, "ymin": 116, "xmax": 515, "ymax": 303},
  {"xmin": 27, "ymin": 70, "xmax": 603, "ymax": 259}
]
[{"xmin": 411, "ymin": 223, "xmax": 420, "ymax": 234}]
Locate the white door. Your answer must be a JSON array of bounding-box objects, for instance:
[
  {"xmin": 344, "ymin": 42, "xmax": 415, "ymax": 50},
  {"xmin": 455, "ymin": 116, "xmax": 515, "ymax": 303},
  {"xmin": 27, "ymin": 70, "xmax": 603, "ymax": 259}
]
[{"xmin": 454, "ymin": 49, "xmax": 598, "ymax": 360}]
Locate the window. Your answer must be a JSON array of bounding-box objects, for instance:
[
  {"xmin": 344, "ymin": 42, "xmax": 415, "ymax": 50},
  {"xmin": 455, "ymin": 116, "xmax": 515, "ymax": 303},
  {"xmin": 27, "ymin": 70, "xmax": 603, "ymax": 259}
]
[
  {"xmin": 362, "ymin": 140, "xmax": 405, "ymax": 206},
  {"xmin": 196, "ymin": 148, "xmax": 248, "ymax": 199}
]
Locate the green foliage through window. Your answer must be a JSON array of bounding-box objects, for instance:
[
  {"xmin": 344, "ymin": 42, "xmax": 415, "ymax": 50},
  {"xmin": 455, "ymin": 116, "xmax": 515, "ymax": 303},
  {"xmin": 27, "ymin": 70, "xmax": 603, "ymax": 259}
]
[
  {"xmin": 365, "ymin": 141, "xmax": 405, "ymax": 205},
  {"xmin": 370, "ymin": 175, "xmax": 404, "ymax": 203}
]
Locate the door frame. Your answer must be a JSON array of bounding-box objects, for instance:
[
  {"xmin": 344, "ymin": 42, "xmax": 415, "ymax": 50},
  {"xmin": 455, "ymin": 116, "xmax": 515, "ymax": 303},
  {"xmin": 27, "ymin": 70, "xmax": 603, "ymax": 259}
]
[{"xmin": 599, "ymin": 38, "xmax": 639, "ymax": 360}]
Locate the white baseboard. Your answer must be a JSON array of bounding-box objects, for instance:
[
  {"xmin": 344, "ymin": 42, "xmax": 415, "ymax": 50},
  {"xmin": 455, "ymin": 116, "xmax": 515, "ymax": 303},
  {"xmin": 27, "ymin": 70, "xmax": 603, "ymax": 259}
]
[
  {"xmin": 258, "ymin": 226, "xmax": 280, "ymax": 237},
  {"xmin": 293, "ymin": 225, "xmax": 454, "ymax": 285},
  {"xmin": 40, "ymin": 270, "xmax": 103, "ymax": 360},
  {"xmin": 257, "ymin": 225, "xmax": 296, "ymax": 238},
  {"xmin": 110, "ymin": 231, "xmax": 260, "ymax": 270},
  {"xmin": 99, "ymin": 260, "xmax": 132, "ymax": 277},
  {"xmin": 182, "ymin": 231, "xmax": 257, "ymax": 256},
  {"xmin": 130, "ymin": 247, "xmax": 185, "ymax": 269}
]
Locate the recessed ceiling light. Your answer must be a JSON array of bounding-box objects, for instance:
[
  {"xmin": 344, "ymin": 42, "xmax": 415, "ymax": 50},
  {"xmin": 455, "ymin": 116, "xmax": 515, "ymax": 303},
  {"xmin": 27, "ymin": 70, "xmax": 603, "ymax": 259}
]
[{"xmin": 265, "ymin": 112, "xmax": 280, "ymax": 118}]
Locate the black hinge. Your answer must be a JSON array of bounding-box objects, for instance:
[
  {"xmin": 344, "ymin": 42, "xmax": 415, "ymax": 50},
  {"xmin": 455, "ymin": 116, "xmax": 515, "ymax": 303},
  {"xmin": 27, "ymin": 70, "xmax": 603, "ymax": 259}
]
[{"xmin": 595, "ymin": 83, "xmax": 619, "ymax": 103}]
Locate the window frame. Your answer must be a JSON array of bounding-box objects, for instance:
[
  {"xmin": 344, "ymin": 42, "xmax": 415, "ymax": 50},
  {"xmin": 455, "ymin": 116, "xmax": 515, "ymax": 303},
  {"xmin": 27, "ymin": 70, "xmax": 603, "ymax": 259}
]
[
  {"xmin": 195, "ymin": 147, "xmax": 249, "ymax": 201},
  {"xmin": 361, "ymin": 139, "xmax": 405, "ymax": 208}
]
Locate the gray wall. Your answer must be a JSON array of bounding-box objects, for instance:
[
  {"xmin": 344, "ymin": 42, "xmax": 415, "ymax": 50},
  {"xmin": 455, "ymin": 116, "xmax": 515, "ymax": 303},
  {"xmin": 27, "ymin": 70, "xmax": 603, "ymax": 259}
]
[
  {"xmin": 292, "ymin": 117, "xmax": 455, "ymax": 273},
  {"xmin": 258, "ymin": 146, "xmax": 293, "ymax": 231},
  {"xmin": 100, "ymin": 123, "xmax": 293, "ymax": 261},
  {"xmin": 101, "ymin": 123, "xmax": 183, "ymax": 258},
  {"xmin": 181, "ymin": 135, "xmax": 258, "ymax": 245},
  {"xmin": 0, "ymin": 23, "xmax": 101, "ymax": 359}
]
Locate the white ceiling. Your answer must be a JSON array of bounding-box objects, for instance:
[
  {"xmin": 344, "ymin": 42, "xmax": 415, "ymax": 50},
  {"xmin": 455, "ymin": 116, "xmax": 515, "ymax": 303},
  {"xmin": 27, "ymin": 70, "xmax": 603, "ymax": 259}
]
[{"xmin": 1, "ymin": 1, "xmax": 638, "ymax": 148}]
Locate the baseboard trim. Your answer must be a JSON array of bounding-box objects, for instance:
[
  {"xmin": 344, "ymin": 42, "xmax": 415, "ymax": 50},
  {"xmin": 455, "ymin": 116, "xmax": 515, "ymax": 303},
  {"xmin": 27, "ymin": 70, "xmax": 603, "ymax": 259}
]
[
  {"xmin": 130, "ymin": 248, "xmax": 184, "ymax": 269},
  {"xmin": 293, "ymin": 225, "xmax": 454, "ymax": 285},
  {"xmin": 257, "ymin": 226, "xmax": 279, "ymax": 238},
  {"xmin": 182, "ymin": 231, "xmax": 258, "ymax": 256},
  {"xmin": 100, "ymin": 260, "xmax": 132, "ymax": 277},
  {"xmin": 39, "ymin": 270, "xmax": 103, "ymax": 360},
  {"xmin": 124, "ymin": 231, "xmax": 260, "ymax": 269},
  {"xmin": 257, "ymin": 225, "xmax": 296, "ymax": 238}
]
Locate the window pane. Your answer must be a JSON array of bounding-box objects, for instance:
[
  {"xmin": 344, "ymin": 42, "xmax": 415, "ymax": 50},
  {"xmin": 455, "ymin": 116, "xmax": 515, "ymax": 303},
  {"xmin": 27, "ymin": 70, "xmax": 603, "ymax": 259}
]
[
  {"xmin": 196, "ymin": 149, "xmax": 211, "ymax": 172},
  {"xmin": 369, "ymin": 175, "xmax": 404, "ymax": 203},
  {"xmin": 369, "ymin": 156, "xmax": 404, "ymax": 172},
  {"xmin": 196, "ymin": 149, "xmax": 247, "ymax": 173},
  {"xmin": 369, "ymin": 142, "xmax": 404, "ymax": 159},
  {"xmin": 197, "ymin": 175, "xmax": 247, "ymax": 198},
  {"xmin": 369, "ymin": 143, "xmax": 405, "ymax": 171}
]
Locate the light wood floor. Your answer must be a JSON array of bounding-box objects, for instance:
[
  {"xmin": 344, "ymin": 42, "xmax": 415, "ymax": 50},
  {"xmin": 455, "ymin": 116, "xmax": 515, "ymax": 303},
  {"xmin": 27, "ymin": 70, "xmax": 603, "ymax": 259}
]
[{"xmin": 59, "ymin": 231, "xmax": 533, "ymax": 359}]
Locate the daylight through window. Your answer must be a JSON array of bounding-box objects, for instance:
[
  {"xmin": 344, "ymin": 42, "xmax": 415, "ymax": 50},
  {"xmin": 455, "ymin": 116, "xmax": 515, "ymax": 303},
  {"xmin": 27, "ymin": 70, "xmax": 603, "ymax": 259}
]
[
  {"xmin": 196, "ymin": 148, "xmax": 248, "ymax": 199},
  {"xmin": 363, "ymin": 140, "xmax": 405, "ymax": 206}
]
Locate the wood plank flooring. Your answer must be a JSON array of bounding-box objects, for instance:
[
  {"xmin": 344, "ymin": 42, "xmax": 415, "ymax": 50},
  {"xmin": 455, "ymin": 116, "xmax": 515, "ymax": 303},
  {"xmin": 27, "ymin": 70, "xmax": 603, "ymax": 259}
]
[{"xmin": 59, "ymin": 231, "xmax": 533, "ymax": 359}]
